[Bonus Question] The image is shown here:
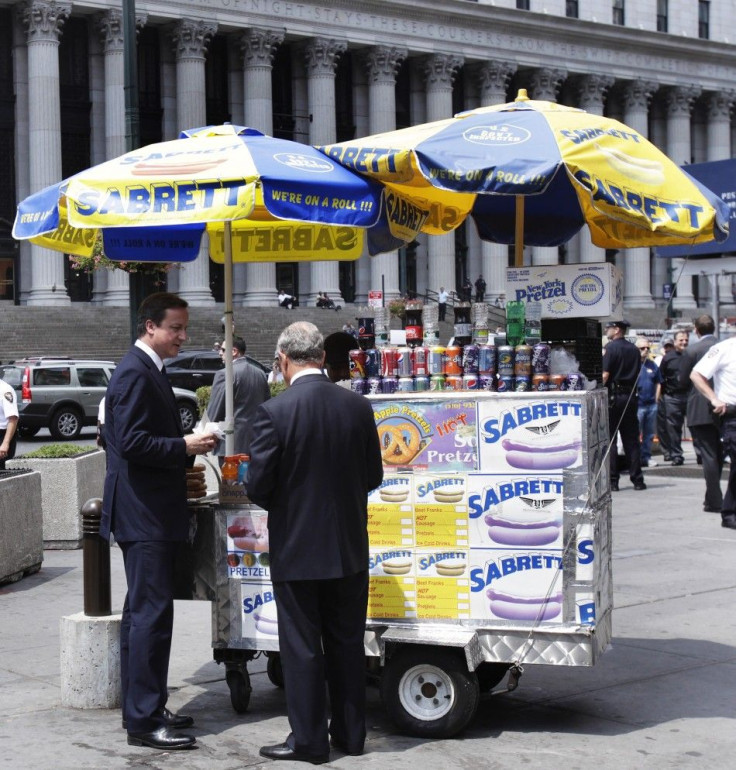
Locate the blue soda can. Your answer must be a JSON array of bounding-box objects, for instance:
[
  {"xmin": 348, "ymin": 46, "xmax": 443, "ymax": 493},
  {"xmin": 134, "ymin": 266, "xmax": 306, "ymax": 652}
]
[
  {"xmin": 397, "ymin": 376, "xmax": 415, "ymax": 392},
  {"xmin": 462, "ymin": 344, "xmax": 479, "ymax": 374},
  {"xmin": 514, "ymin": 375, "xmax": 531, "ymax": 391},
  {"xmin": 367, "ymin": 376, "xmax": 382, "ymax": 394},
  {"xmin": 532, "ymin": 343, "xmax": 551, "ymax": 374},
  {"xmin": 396, "ymin": 347, "xmax": 413, "ymax": 376},
  {"xmin": 478, "ymin": 344, "xmax": 497, "ymax": 374},
  {"xmin": 364, "ymin": 348, "xmax": 381, "ymax": 377},
  {"xmin": 497, "ymin": 345, "xmax": 515, "ymax": 376},
  {"xmin": 428, "ymin": 346, "xmax": 445, "ymax": 375},
  {"xmin": 381, "ymin": 376, "xmax": 399, "ymax": 394},
  {"xmin": 462, "ymin": 373, "xmax": 478, "ymax": 390},
  {"xmin": 414, "ymin": 375, "xmax": 430, "ymax": 392},
  {"xmin": 350, "ymin": 377, "xmax": 367, "ymax": 395},
  {"xmin": 497, "ymin": 374, "xmax": 514, "ymax": 392},
  {"xmin": 478, "ymin": 373, "xmax": 495, "ymax": 391}
]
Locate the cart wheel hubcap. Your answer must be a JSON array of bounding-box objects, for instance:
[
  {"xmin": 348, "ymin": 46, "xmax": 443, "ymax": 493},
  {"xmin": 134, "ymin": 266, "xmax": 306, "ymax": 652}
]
[{"xmin": 398, "ymin": 664, "xmax": 455, "ymax": 721}]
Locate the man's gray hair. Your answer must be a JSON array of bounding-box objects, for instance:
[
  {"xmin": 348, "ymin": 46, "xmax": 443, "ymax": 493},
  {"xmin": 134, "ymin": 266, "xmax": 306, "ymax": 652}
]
[{"xmin": 277, "ymin": 322, "xmax": 324, "ymax": 365}]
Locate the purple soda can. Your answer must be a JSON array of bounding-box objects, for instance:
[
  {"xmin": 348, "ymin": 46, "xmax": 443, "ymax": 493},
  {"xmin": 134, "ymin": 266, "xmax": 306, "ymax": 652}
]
[
  {"xmin": 478, "ymin": 373, "xmax": 495, "ymax": 391},
  {"xmin": 497, "ymin": 345, "xmax": 515, "ymax": 376},
  {"xmin": 397, "ymin": 376, "xmax": 415, "ymax": 392},
  {"xmin": 462, "ymin": 373, "xmax": 478, "ymax": 390},
  {"xmin": 396, "ymin": 346, "xmax": 413, "ymax": 376},
  {"xmin": 514, "ymin": 375, "xmax": 531, "ymax": 391},
  {"xmin": 367, "ymin": 376, "xmax": 382, "ymax": 394},
  {"xmin": 364, "ymin": 348, "xmax": 381, "ymax": 377},
  {"xmin": 462, "ymin": 344, "xmax": 480, "ymax": 374},
  {"xmin": 567, "ymin": 371, "xmax": 584, "ymax": 390},
  {"xmin": 478, "ymin": 344, "xmax": 497, "ymax": 375},
  {"xmin": 414, "ymin": 375, "xmax": 430, "ymax": 392},
  {"xmin": 381, "ymin": 376, "xmax": 399, "ymax": 394},
  {"xmin": 430, "ymin": 374, "xmax": 446, "ymax": 391},
  {"xmin": 350, "ymin": 377, "xmax": 367, "ymax": 395},
  {"xmin": 497, "ymin": 374, "xmax": 514, "ymax": 392},
  {"xmin": 532, "ymin": 343, "xmax": 551, "ymax": 374}
]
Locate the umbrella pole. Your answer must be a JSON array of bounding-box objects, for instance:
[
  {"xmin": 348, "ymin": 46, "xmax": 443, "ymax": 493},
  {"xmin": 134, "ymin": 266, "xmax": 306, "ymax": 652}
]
[
  {"xmin": 514, "ymin": 195, "xmax": 524, "ymax": 267},
  {"xmin": 223, "ymin": 221, "xmax": 235, "ymax": 457}
]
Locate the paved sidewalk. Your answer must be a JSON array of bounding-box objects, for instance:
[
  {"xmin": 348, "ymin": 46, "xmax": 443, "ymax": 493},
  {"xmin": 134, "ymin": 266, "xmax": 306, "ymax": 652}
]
[{"xmin": 2, "ymin": 468, "xmax": 735, "ymax": 769}]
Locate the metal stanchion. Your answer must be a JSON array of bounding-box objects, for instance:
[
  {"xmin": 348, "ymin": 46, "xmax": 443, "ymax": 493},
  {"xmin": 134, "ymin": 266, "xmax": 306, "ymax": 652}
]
[{"xmin": 80, "ymin": 498, "xmax": 111, "ymax": 617}]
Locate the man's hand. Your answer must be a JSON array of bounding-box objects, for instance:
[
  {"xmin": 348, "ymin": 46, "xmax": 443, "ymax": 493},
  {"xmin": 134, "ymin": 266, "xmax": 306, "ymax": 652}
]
[
  {"xmin": 184, "ymin": 432, "xmax": 218, "ymax": 455},
  {"xmin": 710, "ymin": 397, "xmax": 728, "ymax": 416}
]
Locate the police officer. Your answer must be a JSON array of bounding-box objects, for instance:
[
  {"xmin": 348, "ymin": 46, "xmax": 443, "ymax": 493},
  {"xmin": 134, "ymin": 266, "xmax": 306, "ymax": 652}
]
[
  {"xmin": 602, "ymin": 320, "xmax": 646, "ymax": 492},
  {"xmin": 0, "ymin": 376, "xmax": 19, "ymax": 470}
]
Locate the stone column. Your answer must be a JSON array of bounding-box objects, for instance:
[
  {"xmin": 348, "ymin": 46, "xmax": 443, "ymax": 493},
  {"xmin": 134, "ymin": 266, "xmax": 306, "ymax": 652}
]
[
  {"xmin": 304, "ymin": 37, "xmax": 347, "ymax": 306},
  {"xmin": 160, "ymin": 29, "xmax": 177, "ymax": 140},
  {"xmin": 410, "ymin": 58, "xmax": 428, "ymax": 297},
  {"xmin": 22, "ymin": 0, "xmax": 71, "ymax": 306},
  {"xmin": 475, "ymin": 61, "xmax": 515, "ymax": 303},
  {"xmin": 665, "ymin": 85, "xmax": 701, "ymax": 311},
  {"xmin": 241, "ymin": 28, "xmax": 284, "ymax": 308},
  {"xmin": 620, "ymin": 79, "xmax": 658, "ymax": 309},
  {"xmin": 573, "ymin": 74, "xmax": 613, "ymax": 265},
  {"xmin": 13, "ymin": 10, "xmax": 31, "ymax": 302},
  {"xmin": 364, "ymin": 46, "xmax": 407, "ymax": 302},
  {"xmin": 351, "ymin": 55, "xmax": 370, "ymax": 305},
  {"xmin": 528, "ymin": 68, "xmax": 566, "ymax": 270},
  {"xmin": 170, "ymin": 19, "xmax": 217, "ymax": 305},
  {"xmin": 291, "ymin": 50, "xmax": 311, "ymax": 300},
  {"xmin": 423, "ymin": 53, "xmax": 463, "ymax": 298},
  {"xmin": 226, "ymin": 37, "xmax": 246, "ymax": 304}
]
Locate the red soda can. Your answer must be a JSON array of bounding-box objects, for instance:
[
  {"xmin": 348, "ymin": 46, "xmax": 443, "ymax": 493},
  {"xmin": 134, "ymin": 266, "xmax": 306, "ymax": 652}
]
[
  {"xmin": 348, "ymin": 349, "xmax": 366, "ymax": 379},
  {"xmin": 396, "ymin": 346, "xmax": 413, "ymax": 376},
  {"xmin": 381, "ymin": 347, "xmax": 399, "ymax": 377},
  {"xmin": 411, "ymin": 346, "xmax": 429, "ymax": 376},
  {"xmin": 444, "ymin": 346, "xmax": 463, "ymax": 375}
]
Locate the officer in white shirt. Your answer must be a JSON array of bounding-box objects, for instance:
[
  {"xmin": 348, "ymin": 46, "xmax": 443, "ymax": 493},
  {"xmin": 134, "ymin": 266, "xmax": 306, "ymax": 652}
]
[
  {"xmin": 0, "ymin": 377, "xmax": 19, "ymax": 469},
  {"xmin": 691, "ymin": 335, "xmax": 736, "ymax": 529}
]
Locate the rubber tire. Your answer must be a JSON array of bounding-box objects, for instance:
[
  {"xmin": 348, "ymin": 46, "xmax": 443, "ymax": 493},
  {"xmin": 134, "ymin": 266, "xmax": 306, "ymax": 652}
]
[
  {"xmin": 18, "ymin": 426, "xmax": 40, "ymax": 438},
  {"xmin": 266, "ymin": 653, "xmax": 284, "ymax": 688},
  {"xmin": 49, "ymin": 407, "xmax": 83, "ymax": 440},
  {"xmin": 177, "ymin": 400, "xmax": 197, "ymax": 434},
  {"xmin": 476, "ymin": 662, "xmax": 510, "ymax": 693},
  {"xmin": 380, "ymin": 646, "xmax": 480, "ymax": 738},
  {"xmin": 226, "ymin": 669, "xmax": 252, "ymax": 713}
]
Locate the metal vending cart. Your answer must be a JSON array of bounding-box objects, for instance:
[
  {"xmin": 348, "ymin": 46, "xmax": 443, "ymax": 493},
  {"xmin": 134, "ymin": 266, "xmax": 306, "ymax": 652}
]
[{"xmin": 182, "ymin": 388, "xmax": 612, "ymax": 739}]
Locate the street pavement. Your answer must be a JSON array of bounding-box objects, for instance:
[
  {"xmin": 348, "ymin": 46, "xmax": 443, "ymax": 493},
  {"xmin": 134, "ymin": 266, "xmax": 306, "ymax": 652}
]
[{"xmin": 1, "ymin": 444, "xmax": 735, "ymax": 769}]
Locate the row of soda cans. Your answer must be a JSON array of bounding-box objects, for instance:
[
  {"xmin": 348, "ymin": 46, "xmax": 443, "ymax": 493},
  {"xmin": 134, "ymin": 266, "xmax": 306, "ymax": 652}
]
[
  {"xmin": 348, "ymin": 342, "xmax": 552, "ymax": 379},
  {"xmin": 351, "ymin": 371, "xmax": 584, "ymax": 394}
]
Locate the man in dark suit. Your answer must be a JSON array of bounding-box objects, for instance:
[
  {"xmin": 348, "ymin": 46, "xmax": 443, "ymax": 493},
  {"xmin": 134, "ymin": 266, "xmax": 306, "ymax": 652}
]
[
  {"xmin": 247, "ymin": 321, "xmax": 383, "ymax": 764},
  {"xmin": 100, "ymin": 293, "xmax": 217, "ymax": 751},
  {"xmin": 679, "ymin": 315, "xmax": 723, "ymax": 513}
]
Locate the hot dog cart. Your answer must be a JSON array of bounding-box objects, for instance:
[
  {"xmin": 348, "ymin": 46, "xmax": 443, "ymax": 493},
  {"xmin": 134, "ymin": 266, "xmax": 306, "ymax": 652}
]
[{"xmin": 179, "ymin": 387, "xmax": 612, "ymax": 739}]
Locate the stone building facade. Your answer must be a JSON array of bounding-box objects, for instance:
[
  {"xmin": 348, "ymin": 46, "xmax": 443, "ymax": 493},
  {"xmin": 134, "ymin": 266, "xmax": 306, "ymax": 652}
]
[{"xmin": 2, "ymin": 0, "xmax": 735, "ymax": 310}]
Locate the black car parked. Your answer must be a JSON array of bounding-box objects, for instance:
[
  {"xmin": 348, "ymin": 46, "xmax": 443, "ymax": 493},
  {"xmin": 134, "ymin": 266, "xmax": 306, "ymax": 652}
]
[{"xmin": 163, "ymin": 349, "xmax": 269, "ymax": 392}]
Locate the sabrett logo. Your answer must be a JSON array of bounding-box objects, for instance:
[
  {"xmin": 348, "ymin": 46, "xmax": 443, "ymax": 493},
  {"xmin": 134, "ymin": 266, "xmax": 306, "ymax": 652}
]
[
  {"xmin": 481, "ymin": 401, "xmax": 582, "ymax": 443},
  {"xmin": 468, "ymin": 477, "xmax": 563, "ymax": 518}
]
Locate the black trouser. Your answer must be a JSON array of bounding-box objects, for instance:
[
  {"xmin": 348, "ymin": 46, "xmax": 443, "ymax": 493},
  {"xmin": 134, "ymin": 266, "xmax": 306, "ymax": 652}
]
[
  {"xmin": 0, "ymin": 427, "xmax": 17, "ymax": 470},
  {"xmin": 663, "ymin": 393, "xmax": 687, "ymax": 462},
  {"xmin": 721, "ymin": 416, "xmax": 736, "ymax": 521},
  {"xmin": 656, "ymin": 398, "xmax": 671, "ymax": 459},
  {"xmin": 609, "ymin": 393, "xmax": 643, "ymax": 485},
  {"xmin": 438, "ymin": 302, "xmax": 446, "ymax": 322},
  {"xmin": 690, "ymin": 423, "xmax": 724, "ymax": 510}
]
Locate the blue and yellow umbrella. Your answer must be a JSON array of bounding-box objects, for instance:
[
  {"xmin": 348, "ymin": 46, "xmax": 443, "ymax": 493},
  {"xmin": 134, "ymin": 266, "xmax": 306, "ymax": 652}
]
[{"xmin": 320, "ymin": 90, "xmax": 729, "ymax": 265}]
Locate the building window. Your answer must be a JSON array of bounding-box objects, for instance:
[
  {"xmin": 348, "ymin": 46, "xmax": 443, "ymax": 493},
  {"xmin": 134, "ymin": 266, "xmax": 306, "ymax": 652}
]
[
  {"xmin": 698, "ymin": 0, "xmax": 710, "ymax": 39},
  {"xmin": 516, "ymin": 0, "xmax": 530, "ymax": 9},
  {"xmin": 566, "ymin": 0, "xmax": 579, "ymax": 18},
  {"xmin": 612, "ymin": 0, "xmax": 625, "ymax": 25},
  {"xmin": 656, "ymin": 0, "xmax": 668, "ymax": 32}
]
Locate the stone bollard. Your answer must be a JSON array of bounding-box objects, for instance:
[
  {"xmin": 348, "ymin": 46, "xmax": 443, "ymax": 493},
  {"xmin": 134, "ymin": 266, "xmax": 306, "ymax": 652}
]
[{"xmin": 60, "ymin": 498, "xmax": 122, "ymax": 709}]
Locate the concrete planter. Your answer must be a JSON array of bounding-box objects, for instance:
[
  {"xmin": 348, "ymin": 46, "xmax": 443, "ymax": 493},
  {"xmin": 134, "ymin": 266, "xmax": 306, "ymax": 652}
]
[
  {"xmin": 8, "ymin": 450, "xmax": 106, "ymax": 549},
  {"xmin": 0, "ymin": 469, "xmax": 43, "ymax": 585}
]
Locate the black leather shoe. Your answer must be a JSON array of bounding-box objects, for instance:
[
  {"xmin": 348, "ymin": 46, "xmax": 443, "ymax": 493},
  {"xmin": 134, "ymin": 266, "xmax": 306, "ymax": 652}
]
[
  {"xmin": 633, "ymin": 481, "xmax": 647, "ymax": 490},
  {"xmin": 259, "ymin": 742, "xmax": 329, "ymax": 764},
  {"xmin": 330, "ymin": 737, "xmax": 364, "ymax": 756},
  {"xmin": 610, "ymin": 481, "xmax": 619, "ymax": 492},
  {"xmin": 721, "ymin": 517, "xmax": 736, "ymax": 530},
  {"xmin": 671, "ymin": 457, "xmax": 684, "ymax": 466},
  {"xmin": 127, "ymin": 726, "xmax": 196, "ymax": 750},
  {"xmin": 704, "ymin": 506, "xmax": 722, "ymax": 513},
  {"xmin": 123, "ymin": 707, "xmax": 194, "ymax": 730}
]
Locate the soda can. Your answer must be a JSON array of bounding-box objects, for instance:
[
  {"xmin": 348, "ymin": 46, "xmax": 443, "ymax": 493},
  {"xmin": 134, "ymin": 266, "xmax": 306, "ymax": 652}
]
[
  {"xmin": 497, "ymin": 345, "xmax": 515, "ymax": 376},
  {"xmin": 396, "ymin": 346, "xmax": 413, "ymax": 376},
  {"xmin": 381, "ymin": 376, "xmax": 399, "ymax": 394},
  {"xmin": 350, "ymin": 377, "xmax": 367, "ymax": 395},
  {"xmin": 514, "ymin": 344, "xmax": 533, "ymax": 377},
  {"xmin": 532, "ymin": 343, "xmax": 551, "ymax": 374},
  {"xmin": 414, "ymin": 375, "xmax": 430, "ymax": 392},
  {"xmin": 462, "ymin": 344, "xmax": 479, "ymax": 374},
  {"xmin": 514, "ymin": 375, "xmax": 532, "ymax": 391},
  {"xmin": 444, "ymin": 346, "xmax": 463, "ymax": 375},
  {"xmin": 411, "ymin": 346, "xmax": 429, "ymax": 376},
  {"xmin": 462, "ymin": 373, "xmax": 478, "ymax": 390},
  {"xmin": 445, "ymin": 374, "xmax": 463, "ymax": 391},
  {"xmin": 532, "ymin": 373, "xmax": 549, "ymax": 391},
  {"xmin": 429, "ymin": 374, "xmax": 446, "ymax": 391},
  {"xmin": 478, "ymin": 373, "xmax": 495, "ymax": 392},
  {"xmin": 496, "ymin": 374, "xmax": 514, "ymax": 392},
  {"xmin": 348, "ymin": 349, "xmax": 367, "ymax": 379},
  {"xmin": 367, "ymin": 376, "xmax": 382, "ymax": 394},
  {"xmin": 428, "ymin": 346, "xmax": 445, "ymax": 375},
  {"xmin": 478, "ymin": 344, "xmax": 497, "ymax": 374},
  {"xmin": 547, "ymin": 373, "xmax": 567, "ymax": 391},
  {"xmin": 397, "ymin": 376, "xmax": 415, "ymax": 392},
  {"xmin": 364, "ymin": 348, "xmax": 381, "ymax": 377},
  {"xmin": 405, "ymin": 325, "xmax": 422, "ymax": 345},
  {"xmin": 381, "ymin": 347, "xmax": 399, "ymax": 378},
  {"xmin": 567, "ymin": 372, "xmax": 584, "ymax": 390}
]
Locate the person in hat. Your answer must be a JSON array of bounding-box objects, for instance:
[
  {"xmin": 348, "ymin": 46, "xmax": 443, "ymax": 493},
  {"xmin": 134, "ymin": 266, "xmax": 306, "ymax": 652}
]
[
  {"xmin": 323, "ymin": 331, "xmax": 356, "ymax": 384},
  {"xmin": 602, "ymin": 320, "xmax": 646, "ymax": 492}
]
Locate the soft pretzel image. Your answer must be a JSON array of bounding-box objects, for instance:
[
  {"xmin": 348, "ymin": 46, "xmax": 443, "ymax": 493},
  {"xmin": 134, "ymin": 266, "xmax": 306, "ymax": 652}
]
[{"xmin": 378, "ymin": 421, "xmax": 423, "ymax": 464}]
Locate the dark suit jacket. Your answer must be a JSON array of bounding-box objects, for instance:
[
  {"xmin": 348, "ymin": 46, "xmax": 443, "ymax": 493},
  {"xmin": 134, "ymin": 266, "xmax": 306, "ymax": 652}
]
[
  {"xmin": 208, "ymin": 356, "xmax": 270, "ymax": 457},
  {"xmin": 247, "ymin": 373, "xmax": 383, "ymax": 582},
  {"xmin": 679, "ymin": 335, "xmax": 718, "ymax": 427},
  {"xmin": 100, "ymin": 346, "xmax": 188, "ymax": 542}
]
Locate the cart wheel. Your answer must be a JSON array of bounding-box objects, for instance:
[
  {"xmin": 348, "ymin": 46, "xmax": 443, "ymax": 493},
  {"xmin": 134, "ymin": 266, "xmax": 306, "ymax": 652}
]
[
  {"xmin": 476, "ymin": 662, "xmax": 511, "ymax": 693},
  {"xmin": 380, "ymin": 645, "xmax": 479, "ymax": 738},
  {"xmin": 266, "ymin": 654, "xmax": 284, "ymax": 688},
  {"xmin": 226, "ymin": 668, "xmax": 252, "ymax": 713}
]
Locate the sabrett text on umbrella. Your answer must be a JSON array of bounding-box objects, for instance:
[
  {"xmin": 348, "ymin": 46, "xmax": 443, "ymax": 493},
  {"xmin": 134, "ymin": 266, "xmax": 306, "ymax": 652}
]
[
  {"xmin": 230, "ymin": 225, "xmax": 357, "ymax": 252},
  {"xmin": 560, "ymin": 127, "xmax": 641, "ymax": 145},
  {"xmin": 43, "ymin": 221, "xmax": 96, "ymax": 248},
  {"xmin": 321, "ymin": 145, "xmax": 399, "ymax": 175}
]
